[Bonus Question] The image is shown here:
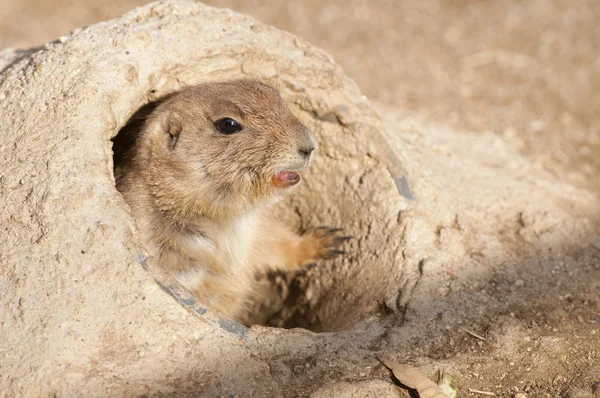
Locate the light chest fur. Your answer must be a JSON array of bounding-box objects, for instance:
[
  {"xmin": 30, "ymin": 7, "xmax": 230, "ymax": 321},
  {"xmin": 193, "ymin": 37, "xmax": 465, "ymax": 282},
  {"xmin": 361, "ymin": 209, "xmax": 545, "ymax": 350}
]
[{"xmin": 171, "ymin": 208, "xmax": 263, "ymax": 311}]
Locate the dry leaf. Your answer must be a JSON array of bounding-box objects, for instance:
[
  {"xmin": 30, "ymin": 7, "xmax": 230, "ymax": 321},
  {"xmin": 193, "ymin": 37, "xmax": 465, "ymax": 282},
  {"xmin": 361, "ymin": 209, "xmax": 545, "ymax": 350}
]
[
  {"xmin": 439, "ymin": 371, "xmax": 457, "ymax": 398},
  {"xmin": 375, "ymin": 354, "xmax": 451, "ymax": 398}
]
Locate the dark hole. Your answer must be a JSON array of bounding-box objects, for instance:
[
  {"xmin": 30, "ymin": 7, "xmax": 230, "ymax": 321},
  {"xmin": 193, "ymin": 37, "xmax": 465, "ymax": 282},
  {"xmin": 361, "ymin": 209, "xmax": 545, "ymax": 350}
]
[{"xmin": 112, "ymin": 100, "xmax": 160, "ymax": 170}]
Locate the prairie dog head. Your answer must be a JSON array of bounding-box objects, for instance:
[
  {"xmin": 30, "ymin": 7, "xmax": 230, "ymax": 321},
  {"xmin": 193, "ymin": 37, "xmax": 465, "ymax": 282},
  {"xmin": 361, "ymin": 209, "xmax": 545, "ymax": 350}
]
[{"xmin": 138, "ymin": 80, "xmax": 316, "ymax": 220}]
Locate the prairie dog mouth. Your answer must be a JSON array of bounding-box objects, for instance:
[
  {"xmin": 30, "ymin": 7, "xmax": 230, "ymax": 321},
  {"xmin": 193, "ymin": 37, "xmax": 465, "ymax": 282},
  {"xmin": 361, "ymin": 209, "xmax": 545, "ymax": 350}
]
[{"xmin": 272, "ymin": 171, "xmax": 301, "ymax": 188}]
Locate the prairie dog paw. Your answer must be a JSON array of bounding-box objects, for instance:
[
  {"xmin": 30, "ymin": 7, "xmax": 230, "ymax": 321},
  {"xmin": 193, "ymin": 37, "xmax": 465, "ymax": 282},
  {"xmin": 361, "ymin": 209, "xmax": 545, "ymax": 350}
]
[{"xmin": 300, "ymin": 226, "xmax": 352, "ymax": 263}]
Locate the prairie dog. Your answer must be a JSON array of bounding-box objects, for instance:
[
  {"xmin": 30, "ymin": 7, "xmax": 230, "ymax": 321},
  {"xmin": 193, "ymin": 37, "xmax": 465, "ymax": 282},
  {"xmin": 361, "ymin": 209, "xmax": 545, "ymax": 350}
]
[{"xmin": 115, "ymin": 80, "xmax": 348, "ymax": 321}]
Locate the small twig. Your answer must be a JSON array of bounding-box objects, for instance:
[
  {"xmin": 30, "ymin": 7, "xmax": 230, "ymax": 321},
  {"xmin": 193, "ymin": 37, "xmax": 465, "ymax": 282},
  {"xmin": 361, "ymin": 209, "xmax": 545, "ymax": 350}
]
[
  {"xmin": 462, "ymin": 328, "xmax": 487, "ymax": 341},
  {"xmin": 468, "ymin": 388, "xmax": 496, "ymax": 396}
]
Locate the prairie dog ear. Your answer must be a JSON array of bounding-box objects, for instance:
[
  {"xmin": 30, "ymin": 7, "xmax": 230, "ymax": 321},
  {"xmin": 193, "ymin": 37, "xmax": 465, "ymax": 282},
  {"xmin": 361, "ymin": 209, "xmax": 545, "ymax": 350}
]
[
  {"xmin": 148, "ymin": 109, "xmax": 183, "ymax": 149},
  {"xmin": 165, "ymin": 112, "xmax": 183, "ymax": 142}
]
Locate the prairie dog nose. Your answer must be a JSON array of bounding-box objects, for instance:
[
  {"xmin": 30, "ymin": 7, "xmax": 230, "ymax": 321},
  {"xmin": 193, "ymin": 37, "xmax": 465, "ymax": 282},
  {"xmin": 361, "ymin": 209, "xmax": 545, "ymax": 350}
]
[
  {"xmin": 297, "ymin": 127, "xmax": 316, "ymax": 158},
  {"xmin": 298, "ymin": 144, "xmax": 315, "ymax": 158}
]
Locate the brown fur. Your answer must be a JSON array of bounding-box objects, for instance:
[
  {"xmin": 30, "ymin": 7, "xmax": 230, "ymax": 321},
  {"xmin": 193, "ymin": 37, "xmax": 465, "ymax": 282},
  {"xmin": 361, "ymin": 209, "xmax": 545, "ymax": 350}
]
[{"xmin": 115, "ymin": 80, "xmax": 347, "ymax": 320}]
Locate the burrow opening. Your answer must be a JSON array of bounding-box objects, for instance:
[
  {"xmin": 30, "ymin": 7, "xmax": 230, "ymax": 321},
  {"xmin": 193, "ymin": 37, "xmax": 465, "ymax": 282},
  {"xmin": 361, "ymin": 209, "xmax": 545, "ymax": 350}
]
[{"xmin": 110, "ymin": 87, "xmax": 407, "ymax": 334}]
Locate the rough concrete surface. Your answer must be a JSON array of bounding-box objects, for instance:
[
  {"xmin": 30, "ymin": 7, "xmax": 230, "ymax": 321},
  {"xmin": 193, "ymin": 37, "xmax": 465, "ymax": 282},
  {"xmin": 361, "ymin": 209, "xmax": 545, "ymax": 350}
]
[{"xmin": 1, "ymin": 1, "xmax": 599, "ymax": 397}]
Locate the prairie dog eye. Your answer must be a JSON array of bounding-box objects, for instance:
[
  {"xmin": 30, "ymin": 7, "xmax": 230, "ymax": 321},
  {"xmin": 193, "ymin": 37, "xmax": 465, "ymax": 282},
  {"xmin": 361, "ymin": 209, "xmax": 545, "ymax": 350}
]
[{"xmin": 215, "ymin": 118, "xmax": 243, "ymax": 135}]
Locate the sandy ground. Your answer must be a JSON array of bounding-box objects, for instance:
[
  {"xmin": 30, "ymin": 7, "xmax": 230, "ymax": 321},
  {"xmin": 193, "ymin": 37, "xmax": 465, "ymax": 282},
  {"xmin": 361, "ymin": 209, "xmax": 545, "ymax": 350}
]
[{"xmin": 1, "ymin": 1, "xmax": 599, "ymax": 397}]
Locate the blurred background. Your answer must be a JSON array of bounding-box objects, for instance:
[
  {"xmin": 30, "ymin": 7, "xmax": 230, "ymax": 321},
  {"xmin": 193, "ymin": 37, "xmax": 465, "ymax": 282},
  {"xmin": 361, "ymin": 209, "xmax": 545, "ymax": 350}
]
[{"xmin": 2, "ymin": 0, "xmax": 599, "ymax": 195}]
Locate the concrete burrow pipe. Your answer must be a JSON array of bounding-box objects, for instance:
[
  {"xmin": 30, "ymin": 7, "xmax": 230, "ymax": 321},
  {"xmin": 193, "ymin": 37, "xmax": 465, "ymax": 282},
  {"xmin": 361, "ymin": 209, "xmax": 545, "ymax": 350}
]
[{"xmin": 0, "ymin": 1, "xmax": 417, "ymax": 395}]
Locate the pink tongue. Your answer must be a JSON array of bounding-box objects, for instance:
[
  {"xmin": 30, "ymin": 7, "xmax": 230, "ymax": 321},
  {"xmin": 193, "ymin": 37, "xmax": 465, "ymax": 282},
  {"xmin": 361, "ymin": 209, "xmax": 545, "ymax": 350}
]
[{"xmin": 274, "ymin": 171, "xmax": 300, "ymax": 187}]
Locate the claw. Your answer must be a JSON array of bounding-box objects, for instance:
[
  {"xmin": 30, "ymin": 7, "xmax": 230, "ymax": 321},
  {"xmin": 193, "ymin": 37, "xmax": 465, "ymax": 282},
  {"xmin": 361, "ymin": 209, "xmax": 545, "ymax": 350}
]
[
  {"xmin": 302, "ymin": 226, "xmax": 344, "ymax": 237},
  {"xmin": 301, "ymin": 226, "xmax": 351, "ymax": 262},
  {"xmin": 335, "ymin": 236, "xmax": 353, "ymax": 243},
  {"xmin": 327, "ymin": 249, "xmax": 346, "ymax": 258}
]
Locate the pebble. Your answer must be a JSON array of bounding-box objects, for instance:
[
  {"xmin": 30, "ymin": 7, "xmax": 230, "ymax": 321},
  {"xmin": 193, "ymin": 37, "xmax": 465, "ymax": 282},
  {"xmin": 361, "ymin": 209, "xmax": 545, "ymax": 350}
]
[{"xmin": 514, "ymin": 279, "xmax": 525, "ymax": 287}]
